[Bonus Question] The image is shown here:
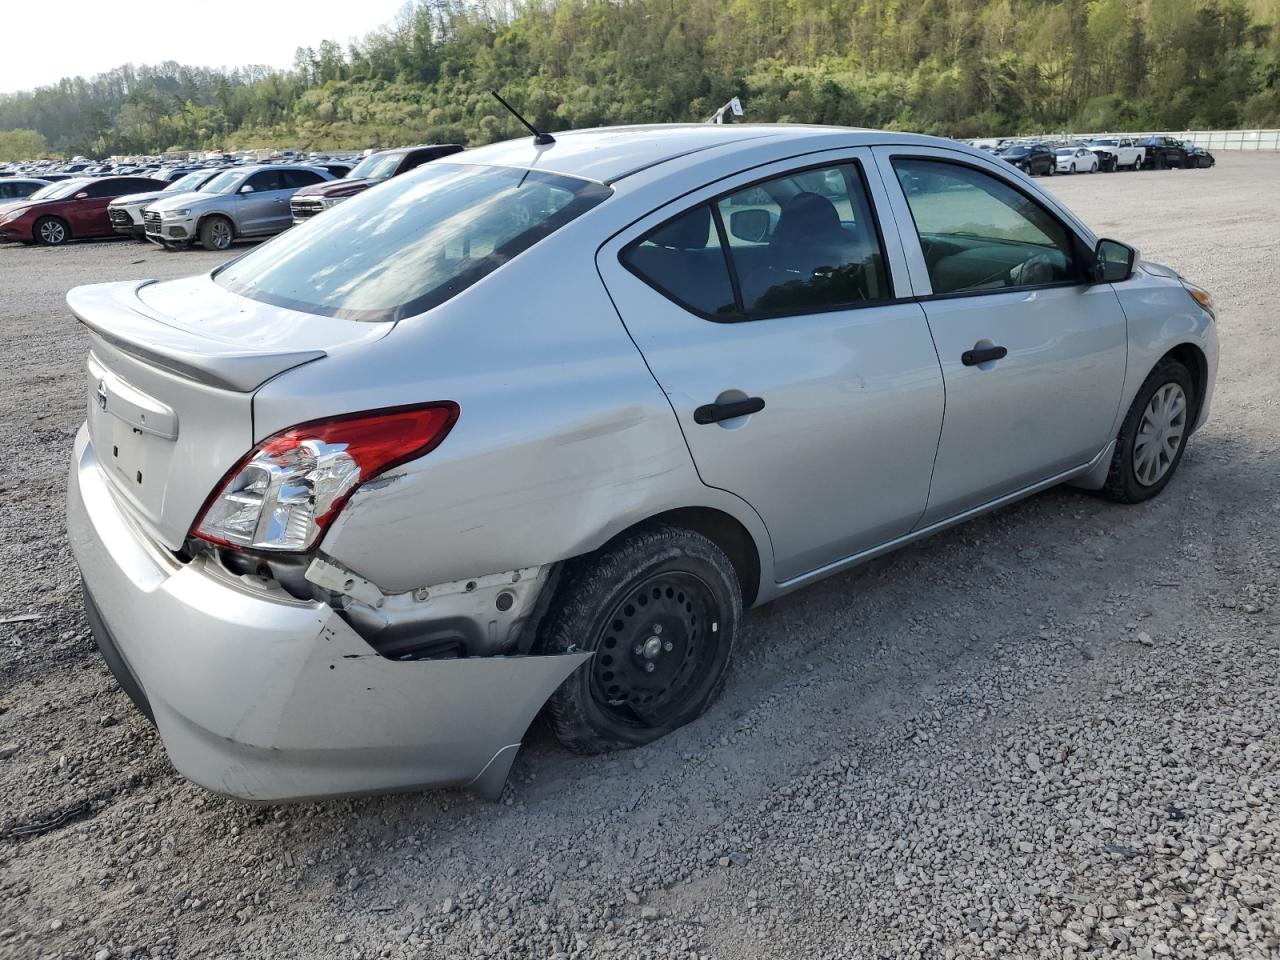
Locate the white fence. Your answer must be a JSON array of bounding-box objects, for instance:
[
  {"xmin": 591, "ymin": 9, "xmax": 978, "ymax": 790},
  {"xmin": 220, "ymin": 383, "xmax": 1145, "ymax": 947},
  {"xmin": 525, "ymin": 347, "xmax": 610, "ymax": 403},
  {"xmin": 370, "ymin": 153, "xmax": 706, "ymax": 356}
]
[
  {"xmin": 1066, "ymin": 129, "xmax": 1280, "ymax": 151},
  {"xmin": 1176, "ymin": 130, "xmax": 1280, "ymax": 151}
]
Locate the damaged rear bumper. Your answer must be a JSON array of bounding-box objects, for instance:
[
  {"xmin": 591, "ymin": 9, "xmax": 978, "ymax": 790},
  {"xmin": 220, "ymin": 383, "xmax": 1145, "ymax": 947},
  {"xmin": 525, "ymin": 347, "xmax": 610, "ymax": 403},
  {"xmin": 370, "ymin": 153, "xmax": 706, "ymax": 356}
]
[{"xmin": 67, "ymin": 425, "xmax": 588, "ymax": 802}]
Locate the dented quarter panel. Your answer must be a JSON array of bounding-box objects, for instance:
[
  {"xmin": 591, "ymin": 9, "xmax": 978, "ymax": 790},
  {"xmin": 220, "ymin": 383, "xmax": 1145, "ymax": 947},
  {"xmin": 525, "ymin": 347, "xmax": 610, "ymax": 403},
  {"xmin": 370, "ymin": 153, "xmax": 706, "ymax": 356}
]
[
  {"xmin": 68, "ymin": 426, "xmax": 589, "ymax": 801},
  {"xmin": 251, "ymin": 217, "xmax": 775, "ymax": 596}
]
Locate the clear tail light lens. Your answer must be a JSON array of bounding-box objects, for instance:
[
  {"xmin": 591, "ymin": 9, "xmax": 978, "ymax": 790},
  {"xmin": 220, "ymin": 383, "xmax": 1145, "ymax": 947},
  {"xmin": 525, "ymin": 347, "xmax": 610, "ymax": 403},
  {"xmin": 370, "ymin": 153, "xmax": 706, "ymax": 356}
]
[{"xmin": 193, "ymin": 403, "xmax": 459, "ymax": 552}]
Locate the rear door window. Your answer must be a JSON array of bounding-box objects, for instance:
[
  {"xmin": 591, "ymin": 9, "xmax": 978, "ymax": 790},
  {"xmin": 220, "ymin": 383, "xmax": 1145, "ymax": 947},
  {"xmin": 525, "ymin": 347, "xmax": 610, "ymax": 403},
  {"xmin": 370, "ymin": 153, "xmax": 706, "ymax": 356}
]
[
  {"xmin": 621, "ymin": 205, "xmax": 738, "ymax": 318},
  {"xmin": 623, "ymin": 161, "xmax": 891, "ymax": 322},
  {"xmin": 892, "ymin": 158, "xmax": 1080, "ymax": 295},
  {"xmin": 717, "ymin": 163, "xmax": 890, "ymax": 316}
]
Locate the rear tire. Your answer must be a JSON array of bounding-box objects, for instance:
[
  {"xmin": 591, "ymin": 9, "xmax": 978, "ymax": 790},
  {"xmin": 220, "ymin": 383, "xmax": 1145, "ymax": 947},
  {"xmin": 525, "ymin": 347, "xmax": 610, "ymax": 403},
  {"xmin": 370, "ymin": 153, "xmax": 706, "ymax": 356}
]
[
  {"xmin": 1102, "ymin": 359, "xmax": 1196, "ymax": 504},
  {"xmin": 34, "ymin": 216, "xmax": 69, "ymax": 246},
  {"xmin": 199, "ymin": 215, "xmax": 233, "ymax": 252},
  {"xmin": 538, "ymin": 525, "xmax": 742, "ymax": 754}
]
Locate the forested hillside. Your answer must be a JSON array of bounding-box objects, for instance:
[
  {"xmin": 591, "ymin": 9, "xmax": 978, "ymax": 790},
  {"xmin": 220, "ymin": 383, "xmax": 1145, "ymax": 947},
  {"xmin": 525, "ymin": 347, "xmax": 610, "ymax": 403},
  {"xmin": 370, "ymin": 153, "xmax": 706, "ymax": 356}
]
[{"xmin": 1, "ymin": 0, "xmax": 1277, "ymax": 158}]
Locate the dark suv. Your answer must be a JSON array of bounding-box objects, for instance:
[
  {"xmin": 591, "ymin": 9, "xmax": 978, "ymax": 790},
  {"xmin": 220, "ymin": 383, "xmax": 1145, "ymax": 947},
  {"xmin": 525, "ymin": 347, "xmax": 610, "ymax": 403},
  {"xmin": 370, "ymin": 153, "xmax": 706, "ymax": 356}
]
[
  {"xmin": 996, "ymin": 144, "xmax": 1055, "ymax": 176},
  {"xmin": 289, "ymin": 144, "xmax": 464, "ymax": 224},
  {"xmin": 1140, "ymin": 136, "xmax": 1191, "ymax": 170}
]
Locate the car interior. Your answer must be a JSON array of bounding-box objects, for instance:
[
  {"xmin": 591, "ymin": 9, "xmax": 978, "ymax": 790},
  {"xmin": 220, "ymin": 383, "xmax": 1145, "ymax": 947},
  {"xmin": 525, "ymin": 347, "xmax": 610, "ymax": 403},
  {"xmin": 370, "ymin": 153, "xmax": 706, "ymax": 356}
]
[
  {"xmin": 894, "ymin": 159, "xmax": 1079, "ymax": 294},
  {"xmin": 624, "ymin": 163, "xmax": 889, "ymax": 319}
]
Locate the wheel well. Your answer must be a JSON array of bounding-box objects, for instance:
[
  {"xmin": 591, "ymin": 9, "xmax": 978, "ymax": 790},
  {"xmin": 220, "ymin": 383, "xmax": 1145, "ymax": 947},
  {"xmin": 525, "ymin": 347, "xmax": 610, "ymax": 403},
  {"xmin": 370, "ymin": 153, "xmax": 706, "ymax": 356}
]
[
  {"xmin": 1161, "ymin": 343, "xmax": 1207, "ymax": 429},
  {"xmin": 34, "ymin": 214, "xmax": 69, "ymax": 236},
  {"xmin": 608, "ymin": 507, "xmax": 762, "ymax": 607},
  {"xmin": 198, "ymin": 212, "xmax": 234, "ymax": 237}
]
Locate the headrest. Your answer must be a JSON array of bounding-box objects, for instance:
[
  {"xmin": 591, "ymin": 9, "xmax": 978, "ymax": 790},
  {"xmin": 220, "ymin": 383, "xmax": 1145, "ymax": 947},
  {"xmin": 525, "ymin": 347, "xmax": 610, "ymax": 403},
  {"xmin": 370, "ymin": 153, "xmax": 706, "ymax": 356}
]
[
  {"xmin": 774, "ymin": 192, "xmax": 842, "ymax": 244},
  {"xmin": 648, "ymin": 205, "xmax": 712, "ymax": 250}
]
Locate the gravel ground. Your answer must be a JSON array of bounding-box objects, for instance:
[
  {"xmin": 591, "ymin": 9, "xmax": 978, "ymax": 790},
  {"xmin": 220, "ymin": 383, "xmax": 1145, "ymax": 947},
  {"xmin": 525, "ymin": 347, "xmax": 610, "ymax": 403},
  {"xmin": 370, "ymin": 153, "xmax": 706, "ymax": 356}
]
[{"xmin": 1, "ymin": 154, "xmax": 1279, "ymax": 960}]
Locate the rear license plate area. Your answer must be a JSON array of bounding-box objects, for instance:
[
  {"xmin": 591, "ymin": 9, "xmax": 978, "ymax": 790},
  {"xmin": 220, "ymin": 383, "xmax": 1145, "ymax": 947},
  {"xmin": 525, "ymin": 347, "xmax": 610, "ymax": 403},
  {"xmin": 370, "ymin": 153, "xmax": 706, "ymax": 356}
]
[{"xmin": 85, "ymin": 356, "xmax": 177, "ymax": 509}]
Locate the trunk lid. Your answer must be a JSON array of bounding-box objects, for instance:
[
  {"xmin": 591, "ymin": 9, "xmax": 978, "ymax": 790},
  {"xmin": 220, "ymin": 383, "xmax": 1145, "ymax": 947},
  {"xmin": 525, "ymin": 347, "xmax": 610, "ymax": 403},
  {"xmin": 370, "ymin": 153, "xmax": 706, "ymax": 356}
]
[{"xmin": 70, "ymin": 275, "xmax": 391, "ymax": 549}]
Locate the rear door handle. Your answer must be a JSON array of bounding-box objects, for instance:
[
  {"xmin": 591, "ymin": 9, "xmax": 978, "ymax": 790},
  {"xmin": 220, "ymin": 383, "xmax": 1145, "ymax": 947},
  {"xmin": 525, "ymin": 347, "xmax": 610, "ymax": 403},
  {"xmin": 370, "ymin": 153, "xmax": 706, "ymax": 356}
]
[
  {"xmin": 961, "ymin": 345, "xmax": 1008, "ymax": 366},
  {"xmin": 693, "ymin": 397, "xmax": 765, "ymax": 424}
]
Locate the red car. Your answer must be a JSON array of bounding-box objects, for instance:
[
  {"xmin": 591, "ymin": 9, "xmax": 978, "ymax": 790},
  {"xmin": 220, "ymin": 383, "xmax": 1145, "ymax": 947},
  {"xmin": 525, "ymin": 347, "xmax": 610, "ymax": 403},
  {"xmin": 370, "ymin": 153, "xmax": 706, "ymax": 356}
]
[{"xmin": 0, "ymin": 175, "xmax": 167, "ymax": 245}]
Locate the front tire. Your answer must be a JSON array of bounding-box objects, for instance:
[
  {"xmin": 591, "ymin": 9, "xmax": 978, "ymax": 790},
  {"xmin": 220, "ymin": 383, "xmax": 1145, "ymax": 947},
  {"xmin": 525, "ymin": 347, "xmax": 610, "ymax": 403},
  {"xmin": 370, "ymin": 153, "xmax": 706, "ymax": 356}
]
[
  {"xmin": 199, "ymin": 216, "xmax": 233, "ymax": 252},
  {"xmin": 538, "ymin": 525, "xmax": 742, "ymax": 754},
  {"xmin": 1102, "ymin": 359, "xmax": 1196, "ymax": 504},
  {"xmin": 34, "ymin": 216, "xmax": 69, "ymax": 246}
]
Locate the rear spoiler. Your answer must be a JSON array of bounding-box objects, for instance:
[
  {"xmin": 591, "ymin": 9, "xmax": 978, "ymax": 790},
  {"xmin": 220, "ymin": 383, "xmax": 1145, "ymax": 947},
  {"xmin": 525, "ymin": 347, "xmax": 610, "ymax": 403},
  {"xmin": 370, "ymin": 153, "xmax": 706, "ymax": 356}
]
[{"xmin": 67, "ymin": 280, "xmax": 324, "ymax": 392}]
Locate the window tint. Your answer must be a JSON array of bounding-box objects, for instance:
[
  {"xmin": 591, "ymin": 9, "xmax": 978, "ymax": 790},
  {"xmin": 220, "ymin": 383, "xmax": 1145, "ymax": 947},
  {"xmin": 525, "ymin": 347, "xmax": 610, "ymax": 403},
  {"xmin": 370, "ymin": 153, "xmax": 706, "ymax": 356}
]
[
  {"xmin": 401, "ymin": 152, "xmax": 436, "ymax": 173},
  {"xmin": 84, "ymin": 180, "xmax": 129, "ymax": 198},
  {"xmin": 285, "ymin": 169, "xmax": 325, "ymax": 188},
  {"xmin": 892, "ymin": 158, "xmax": 1079, "ymax": 295},
  {"xmin": 246, "ymin": 170, "xmax": 285, "ymax": 192},
  {"xmin": 622, "ymin": 206, "xmax": 737, "ymax": 318},
  {"xmin": 214, "ymin": 164, "xmax": 611, "ymax": 322},
  {"xmin": 716, "ymin": 163, "xmax": 890, "ymax": 315}
]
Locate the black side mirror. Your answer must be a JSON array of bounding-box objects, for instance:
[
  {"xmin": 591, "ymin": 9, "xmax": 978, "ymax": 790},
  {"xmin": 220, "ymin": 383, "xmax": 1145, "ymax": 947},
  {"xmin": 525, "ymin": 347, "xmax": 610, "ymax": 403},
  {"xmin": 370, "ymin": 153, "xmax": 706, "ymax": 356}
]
[
  {"xmin": 1094, "ymin": 238, "xmax": 1136, "ymax": 283},
  {"xmin": 729, "ymin": 208, "xmax": 771, "ymax": 244}
]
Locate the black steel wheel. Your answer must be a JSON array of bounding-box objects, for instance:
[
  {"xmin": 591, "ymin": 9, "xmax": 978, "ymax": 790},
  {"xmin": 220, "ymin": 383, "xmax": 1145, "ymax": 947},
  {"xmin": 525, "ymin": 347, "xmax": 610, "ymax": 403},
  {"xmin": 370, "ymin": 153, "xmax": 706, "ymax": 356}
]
[
  {"xmin": 538, "ymin": 525, "xmax": 742, "ymax": 754},
  {"xmin": 588, "ymin": 569, "xmax": 722, "ymax": 728}
]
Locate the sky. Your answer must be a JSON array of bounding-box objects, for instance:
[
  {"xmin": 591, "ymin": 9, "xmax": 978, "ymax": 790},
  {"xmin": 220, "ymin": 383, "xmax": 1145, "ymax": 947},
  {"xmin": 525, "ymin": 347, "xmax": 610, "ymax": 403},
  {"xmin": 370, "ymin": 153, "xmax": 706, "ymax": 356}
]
[{"xmin": 0, "ymin": 0, "xmax": 410, "ymax": 95}]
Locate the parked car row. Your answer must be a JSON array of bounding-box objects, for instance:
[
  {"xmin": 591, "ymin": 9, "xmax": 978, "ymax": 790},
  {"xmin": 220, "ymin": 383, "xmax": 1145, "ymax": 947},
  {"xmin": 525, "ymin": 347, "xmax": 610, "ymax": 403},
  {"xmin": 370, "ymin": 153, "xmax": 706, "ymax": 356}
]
[
  {"xmin": 0, "ymin": 149, "xmax": 358, "ymax": 182},
  {"xmin": 971, "ymin": 134, "xmax": 1216, "ymax": 178},
  {"xmin": 0, "ymin": 144, "xmax": 463, "ymax": 249},
  {"xmin": 0, "ymin": 176, "xmax": 169, "ymax": 245}
]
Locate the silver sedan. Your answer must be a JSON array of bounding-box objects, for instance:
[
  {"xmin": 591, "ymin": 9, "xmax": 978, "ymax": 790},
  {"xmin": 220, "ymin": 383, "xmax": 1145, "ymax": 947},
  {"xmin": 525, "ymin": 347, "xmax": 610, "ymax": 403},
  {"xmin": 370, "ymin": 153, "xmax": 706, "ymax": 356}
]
[{"xmin": 66, "ymin": 125, "xmax": 1218, "ymax": 802}]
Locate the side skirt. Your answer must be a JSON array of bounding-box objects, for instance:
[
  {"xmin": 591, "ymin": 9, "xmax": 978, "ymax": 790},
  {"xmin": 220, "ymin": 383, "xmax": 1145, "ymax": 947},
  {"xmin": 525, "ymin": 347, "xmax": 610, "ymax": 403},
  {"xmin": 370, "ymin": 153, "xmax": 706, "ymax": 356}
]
[{"xmin": 773, "ymin": 443, "xmax": 1113, "ymax": 597}]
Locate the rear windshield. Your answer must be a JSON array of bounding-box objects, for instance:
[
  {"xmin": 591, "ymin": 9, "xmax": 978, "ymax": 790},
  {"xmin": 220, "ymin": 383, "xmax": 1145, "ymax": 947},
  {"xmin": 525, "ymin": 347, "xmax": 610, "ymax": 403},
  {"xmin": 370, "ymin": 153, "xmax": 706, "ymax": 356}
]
[{"xmin": 213, "ymin": 163, "xmax": 612, "ymax": 322}]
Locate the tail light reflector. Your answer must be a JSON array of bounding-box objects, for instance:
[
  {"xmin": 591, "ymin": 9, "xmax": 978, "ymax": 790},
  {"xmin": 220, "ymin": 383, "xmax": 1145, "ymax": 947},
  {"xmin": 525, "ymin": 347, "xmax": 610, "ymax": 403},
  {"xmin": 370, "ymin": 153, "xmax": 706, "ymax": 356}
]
[{"xmin": 192, "ymin": 403, "xmax": 458, "ymax": 552}]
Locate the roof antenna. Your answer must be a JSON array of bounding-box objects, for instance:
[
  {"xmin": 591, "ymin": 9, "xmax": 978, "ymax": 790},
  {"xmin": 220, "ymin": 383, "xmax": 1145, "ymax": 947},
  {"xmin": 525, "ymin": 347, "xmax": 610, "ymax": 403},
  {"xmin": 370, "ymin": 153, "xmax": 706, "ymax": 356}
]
[{"xmin": 491, "ymin": 91, "xmax": 555, "ymax": 146}]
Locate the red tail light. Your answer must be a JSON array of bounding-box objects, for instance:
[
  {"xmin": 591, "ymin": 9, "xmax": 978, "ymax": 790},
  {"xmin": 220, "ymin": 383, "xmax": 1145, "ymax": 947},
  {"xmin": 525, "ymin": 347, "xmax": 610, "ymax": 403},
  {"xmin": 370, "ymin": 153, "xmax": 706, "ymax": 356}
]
[{"xmin": 193, "ymin": 402, "xmax": 459, "ymax": 552}]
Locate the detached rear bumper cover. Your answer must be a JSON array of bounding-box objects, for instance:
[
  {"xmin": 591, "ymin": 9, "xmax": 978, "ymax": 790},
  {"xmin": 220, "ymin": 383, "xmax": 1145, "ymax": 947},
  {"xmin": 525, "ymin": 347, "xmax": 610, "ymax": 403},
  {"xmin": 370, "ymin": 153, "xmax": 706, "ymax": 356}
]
[{"xmin": 67, "ymin": 426, "xmax": 588, "ymax": 802}]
